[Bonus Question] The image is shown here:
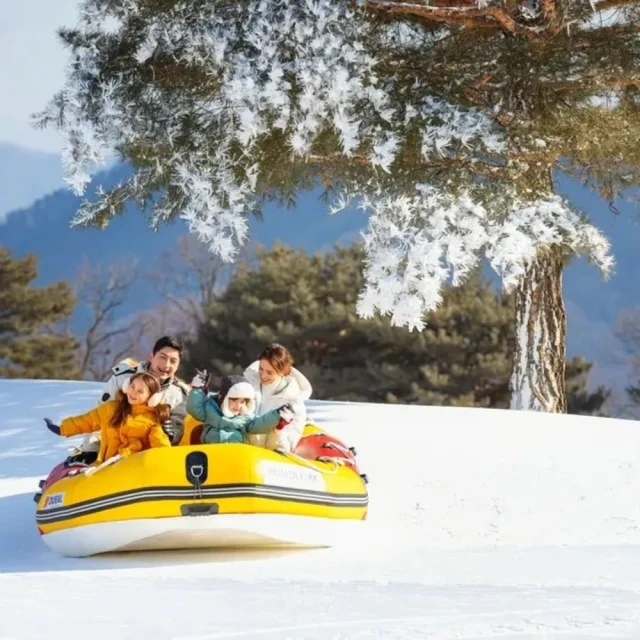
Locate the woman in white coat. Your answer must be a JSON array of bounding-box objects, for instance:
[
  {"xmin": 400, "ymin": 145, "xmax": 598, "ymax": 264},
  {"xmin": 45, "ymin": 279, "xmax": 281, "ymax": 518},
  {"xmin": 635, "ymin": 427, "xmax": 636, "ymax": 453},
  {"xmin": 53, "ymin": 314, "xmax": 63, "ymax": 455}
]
[{"xmin": 243, "ymin": 343, "xmax": 312, "ymax": 453}]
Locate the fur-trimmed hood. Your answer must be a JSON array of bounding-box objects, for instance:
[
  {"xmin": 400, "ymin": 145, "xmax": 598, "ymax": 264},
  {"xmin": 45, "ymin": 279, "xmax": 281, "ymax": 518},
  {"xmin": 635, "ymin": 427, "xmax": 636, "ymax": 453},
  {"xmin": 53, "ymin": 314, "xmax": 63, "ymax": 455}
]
[{"xmin": 218, "ymin": 375, "xmax": 256, "ymax": 418}]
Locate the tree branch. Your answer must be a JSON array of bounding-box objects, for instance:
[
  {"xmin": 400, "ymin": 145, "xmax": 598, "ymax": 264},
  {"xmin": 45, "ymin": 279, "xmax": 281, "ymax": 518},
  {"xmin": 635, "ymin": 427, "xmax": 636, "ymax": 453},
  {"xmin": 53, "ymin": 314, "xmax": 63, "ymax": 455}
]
[
  {"xmin": 148, "ymin": 234, "xmax": 237, "ymax": 336},
  {"xmin": 305, "ymin": 153, "xmax": 506, "ymax": 176},
  {"xmin": 594, "ymin": 0, "xmax": 638, "ymax": 10},
  {"xmin": 540, "ymin": 0, "xmax": 559, "ymax": 28},
  {"xmin": 364, "ymin": 0, "xmax": 544, "ymax": 39},
  {"xmin": 74, "ymin": 256, "xmax": 145, "ymax": 380}
]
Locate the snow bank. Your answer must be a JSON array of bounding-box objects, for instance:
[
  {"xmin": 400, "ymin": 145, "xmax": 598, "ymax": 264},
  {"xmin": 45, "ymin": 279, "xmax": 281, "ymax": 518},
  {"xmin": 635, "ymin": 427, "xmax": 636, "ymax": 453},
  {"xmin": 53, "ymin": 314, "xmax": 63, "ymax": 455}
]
[
  {"xmin": 2, "ymin": 379, "xmax": 640, "ymax": 553},
  {"xmin": 1, "ymin": 379, "xmax": 640, "ymax": 639},
  {"xmin": 327, "ymin": 400, "xmax": 640, "ymax": 548}
]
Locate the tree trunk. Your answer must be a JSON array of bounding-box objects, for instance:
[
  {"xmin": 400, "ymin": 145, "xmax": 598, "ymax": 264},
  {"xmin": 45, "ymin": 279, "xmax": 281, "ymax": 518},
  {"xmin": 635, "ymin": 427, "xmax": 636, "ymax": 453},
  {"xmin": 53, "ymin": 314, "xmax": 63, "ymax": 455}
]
[{"xmin": 509, "ymin": 246, "xmax": 567, "ymax": 412}]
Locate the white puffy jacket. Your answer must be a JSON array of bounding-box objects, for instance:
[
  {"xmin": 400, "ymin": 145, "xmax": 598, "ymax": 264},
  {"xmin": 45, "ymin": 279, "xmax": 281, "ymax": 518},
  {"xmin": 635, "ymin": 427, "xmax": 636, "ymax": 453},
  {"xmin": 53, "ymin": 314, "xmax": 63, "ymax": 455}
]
[{"xmin": 243, "ymin": 360, "xmax": 313, "ymax": 452}]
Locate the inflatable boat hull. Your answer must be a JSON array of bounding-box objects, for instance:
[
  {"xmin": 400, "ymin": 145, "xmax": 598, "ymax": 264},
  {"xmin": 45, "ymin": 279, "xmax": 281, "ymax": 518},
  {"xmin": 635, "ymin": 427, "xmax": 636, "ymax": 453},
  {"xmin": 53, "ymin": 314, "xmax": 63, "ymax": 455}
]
[
  {"xmin": 36, "ymin": 428, "xmax": 368, "ymax": 557},
  {"xmin": 40, "ymin": 512, "xmax": 366, "ymax": 558}
]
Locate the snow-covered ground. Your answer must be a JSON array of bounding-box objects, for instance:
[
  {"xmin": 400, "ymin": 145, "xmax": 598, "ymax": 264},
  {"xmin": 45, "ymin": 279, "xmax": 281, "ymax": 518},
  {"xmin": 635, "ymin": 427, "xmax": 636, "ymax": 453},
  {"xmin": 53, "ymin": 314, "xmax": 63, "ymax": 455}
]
[{"xmin": 1, "ymin": 379, "xmax": 639, "ymax": 639}]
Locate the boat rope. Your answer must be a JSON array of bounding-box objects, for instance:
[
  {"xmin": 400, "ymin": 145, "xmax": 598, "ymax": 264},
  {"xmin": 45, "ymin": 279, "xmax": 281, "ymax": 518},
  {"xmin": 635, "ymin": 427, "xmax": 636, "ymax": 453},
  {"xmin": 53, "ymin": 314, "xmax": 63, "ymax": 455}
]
[
  {"xmin": 278, "ymin": 450, "xmax": 342, "ymax": 475},
  {"xmin": 321, "ymin": 441, "xmax": 353, "ymax": 457},
  {"xmin": 190, "ymin": 463, "xmax": 204, "ymax": 500},
  {"xmin": 69, "ymin": 454, "xmax": 123, "ymax": 477}
]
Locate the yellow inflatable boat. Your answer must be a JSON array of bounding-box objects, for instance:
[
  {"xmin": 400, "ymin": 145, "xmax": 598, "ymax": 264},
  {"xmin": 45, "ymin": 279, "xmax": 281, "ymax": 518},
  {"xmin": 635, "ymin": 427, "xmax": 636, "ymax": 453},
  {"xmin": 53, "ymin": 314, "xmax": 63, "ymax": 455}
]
[{"xmin": 35, "ymin": 423, "xmax": 368, "ymax": 557}]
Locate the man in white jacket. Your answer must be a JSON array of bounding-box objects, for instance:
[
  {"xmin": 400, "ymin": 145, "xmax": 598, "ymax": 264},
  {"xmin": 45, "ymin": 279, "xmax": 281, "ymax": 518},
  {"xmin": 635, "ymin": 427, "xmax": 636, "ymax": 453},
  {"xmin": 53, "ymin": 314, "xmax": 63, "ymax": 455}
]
[{"xmin": 243, "ymin": 343, "xmax": 313, "ymax": 453}]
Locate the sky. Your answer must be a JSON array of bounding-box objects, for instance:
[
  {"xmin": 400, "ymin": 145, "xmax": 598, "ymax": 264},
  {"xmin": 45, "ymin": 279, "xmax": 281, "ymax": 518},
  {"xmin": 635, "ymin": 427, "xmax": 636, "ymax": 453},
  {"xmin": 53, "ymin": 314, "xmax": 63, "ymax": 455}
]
[{"xmin": 0, "ymin": 1, "xmax": 80, "ymax": 153}]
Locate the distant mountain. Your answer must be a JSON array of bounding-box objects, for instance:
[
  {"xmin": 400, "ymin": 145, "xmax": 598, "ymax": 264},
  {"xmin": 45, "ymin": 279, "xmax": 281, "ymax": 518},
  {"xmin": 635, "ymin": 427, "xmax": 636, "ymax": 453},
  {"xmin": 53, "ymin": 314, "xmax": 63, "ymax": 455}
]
[
  {"xmin": 3, "ymin": 163, "xmax": 640, "ymax": 402},
  {"xmin": 0, "ymin": 142, "xmax": 64, "ymax": 221},
  {"xmin": 0, "ymin": 162, "xmax": 368, "ymax": 325}
]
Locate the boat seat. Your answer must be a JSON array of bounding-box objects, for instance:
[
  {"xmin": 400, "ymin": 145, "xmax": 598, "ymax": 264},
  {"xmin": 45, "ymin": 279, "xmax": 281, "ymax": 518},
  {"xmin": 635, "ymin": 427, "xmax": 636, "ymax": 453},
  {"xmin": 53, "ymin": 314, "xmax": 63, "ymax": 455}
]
[{"xmin": 189, "ymin": 424, "xmax": 204, "ymax": 445}]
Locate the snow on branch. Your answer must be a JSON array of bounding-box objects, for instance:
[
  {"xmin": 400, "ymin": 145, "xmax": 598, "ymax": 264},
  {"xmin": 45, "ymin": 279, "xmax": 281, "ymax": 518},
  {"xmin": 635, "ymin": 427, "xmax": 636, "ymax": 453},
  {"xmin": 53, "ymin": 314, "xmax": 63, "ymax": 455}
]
[
  {"xmin": 486, "ymin": 195, "xmax": 614, "ymax": 290},
  {"xmin": 36, "ymin": 0, "xmax": 505, "ymax": 263},
  {"xmin": 35, "ymin": 0, "xmax": 615, "ymax": 333},
  {"xmin": 356, "ymin": 186, "xmax": 488, "ymax": 330},
  {"xmin": 357, "ymin": 189, "xmax": 613, "ymax": 330}
]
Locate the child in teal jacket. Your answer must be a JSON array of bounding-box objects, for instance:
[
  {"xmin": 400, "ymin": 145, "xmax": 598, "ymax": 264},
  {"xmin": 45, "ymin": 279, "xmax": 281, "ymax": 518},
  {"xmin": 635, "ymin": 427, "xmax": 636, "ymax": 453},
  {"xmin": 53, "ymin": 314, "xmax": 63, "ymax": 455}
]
[{"xmin": 187, "ymin": 372, "xmax": 293, "ymax": 444}]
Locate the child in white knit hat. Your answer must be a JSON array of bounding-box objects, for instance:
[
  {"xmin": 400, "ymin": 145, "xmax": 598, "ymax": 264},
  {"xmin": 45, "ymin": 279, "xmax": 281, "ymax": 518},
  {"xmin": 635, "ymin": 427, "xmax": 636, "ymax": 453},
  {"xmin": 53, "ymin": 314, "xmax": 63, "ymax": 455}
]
[{"xmin": 186, "ymin": 372, "xmax": 294, "ymax": 445}]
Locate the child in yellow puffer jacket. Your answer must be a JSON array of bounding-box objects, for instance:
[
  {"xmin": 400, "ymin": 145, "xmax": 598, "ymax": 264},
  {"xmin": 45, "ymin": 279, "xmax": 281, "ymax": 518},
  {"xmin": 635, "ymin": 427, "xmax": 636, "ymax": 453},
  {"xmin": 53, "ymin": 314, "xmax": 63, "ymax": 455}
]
[{"xmin": 44, "ymin": 371, "xmax": 172, "ymax": 463}]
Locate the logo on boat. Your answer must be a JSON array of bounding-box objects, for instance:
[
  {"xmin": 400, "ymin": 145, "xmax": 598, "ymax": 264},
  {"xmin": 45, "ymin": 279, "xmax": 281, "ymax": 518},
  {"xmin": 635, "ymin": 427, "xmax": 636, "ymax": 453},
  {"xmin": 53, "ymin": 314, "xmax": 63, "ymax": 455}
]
[
  {"xmin": 41, "ymin": 492, "xmax": 65, "ymax": 510},
  {"xmin": 259, "ymin": 461, "xmax": 325, "ymax": 491}
]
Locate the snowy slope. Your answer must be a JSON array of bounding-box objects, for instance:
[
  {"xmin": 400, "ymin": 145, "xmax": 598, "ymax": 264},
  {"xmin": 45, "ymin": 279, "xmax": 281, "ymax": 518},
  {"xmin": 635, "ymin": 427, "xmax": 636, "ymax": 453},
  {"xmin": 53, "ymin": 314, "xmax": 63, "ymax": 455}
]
[{"xmin": 1, "ymin": 379, "xmax": 639, "ymax": 639}]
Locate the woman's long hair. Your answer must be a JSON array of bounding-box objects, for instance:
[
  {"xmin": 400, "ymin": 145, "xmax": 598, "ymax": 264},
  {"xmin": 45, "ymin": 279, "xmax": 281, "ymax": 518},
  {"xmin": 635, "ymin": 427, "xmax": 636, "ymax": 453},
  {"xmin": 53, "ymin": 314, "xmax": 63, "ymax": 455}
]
[
  {"xmin": 258, "ymin": 343, "xmax": 293, "ymax": 376},
  {"xmin": 110, "ymin": 372, "xmax": 171, "ymax": 428}
]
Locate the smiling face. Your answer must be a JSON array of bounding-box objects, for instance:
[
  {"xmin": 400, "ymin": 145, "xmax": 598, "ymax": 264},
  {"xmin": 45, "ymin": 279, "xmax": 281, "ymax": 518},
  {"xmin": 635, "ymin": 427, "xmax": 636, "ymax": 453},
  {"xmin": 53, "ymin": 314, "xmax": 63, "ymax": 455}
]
[
  {"xmin": 258, "ymin": 358, "xmax": 280, "ymax": 385},
  {"xmin": 149, "ymin": 346, "xmax": 181, "ymax": 381},
  {"xmin": 227, "ymin": 397, "xmax": 251, "ymax": 415},
  {"xmin": 126, "ymin": 376, "xmax": 152, "ymax": 406}
]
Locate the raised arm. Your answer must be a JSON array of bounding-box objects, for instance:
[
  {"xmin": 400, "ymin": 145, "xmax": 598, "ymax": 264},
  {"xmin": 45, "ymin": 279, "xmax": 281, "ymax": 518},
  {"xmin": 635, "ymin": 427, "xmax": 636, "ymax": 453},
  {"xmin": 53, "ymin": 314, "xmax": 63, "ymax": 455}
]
[
  {"xmin": 186, "ymin": 389, "xmax": 208, "ymax": 423},
  {"xmin": 290, "ymin": 367, "xmax": 313, "ymax": 401},
  {"xmin": 243, "ymin": 361, "xmax": 261, "ymax": 387},
  {"xmin": 60, "ymin": 404, "xmax": 110, "ymax": 437}
]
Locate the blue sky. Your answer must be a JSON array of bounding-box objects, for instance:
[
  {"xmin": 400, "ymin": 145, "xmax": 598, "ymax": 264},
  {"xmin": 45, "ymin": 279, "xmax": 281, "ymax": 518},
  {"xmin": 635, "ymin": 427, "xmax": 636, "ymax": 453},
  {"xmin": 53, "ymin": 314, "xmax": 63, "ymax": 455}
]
[{"xmin": 1, "ymin": 1, "xmax": 80, "ymax": 152}]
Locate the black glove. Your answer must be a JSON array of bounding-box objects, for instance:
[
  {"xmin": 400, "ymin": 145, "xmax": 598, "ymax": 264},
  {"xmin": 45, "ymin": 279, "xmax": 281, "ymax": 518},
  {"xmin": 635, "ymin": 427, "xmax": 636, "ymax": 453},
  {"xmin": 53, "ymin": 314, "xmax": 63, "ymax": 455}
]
[
  {"xmin": 44, "ymin": 418, "xmax": 61, "ymax": 435},
  {"xmin": 65, "ymin": 451, "xmax": 98, "ymax": 467}
]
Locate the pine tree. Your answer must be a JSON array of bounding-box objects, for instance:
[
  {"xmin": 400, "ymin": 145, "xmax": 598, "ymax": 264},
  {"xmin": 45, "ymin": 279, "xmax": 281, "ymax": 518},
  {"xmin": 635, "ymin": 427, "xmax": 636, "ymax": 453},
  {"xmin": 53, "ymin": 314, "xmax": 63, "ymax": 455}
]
[
  {"xmin": 184, "ymin": 242, "xmax": 608, "ymax": 414},
  {"xmin": 182, "ymin": 243, "xmax": 364, "ymax": 384},
  {"xmin": 565, "ymin": 356, "xmax": 610, "ymax": 416},
  {"xmin": 626, "ymin": 382, "xmax": 640, "ymax": 410},
  {"xmin": 35, "ymin": 0, "xmax": 634, "ymax": 416},
  {"xmin": 0, "ymin": 248, "xmax": 79, "ymax": 379}
]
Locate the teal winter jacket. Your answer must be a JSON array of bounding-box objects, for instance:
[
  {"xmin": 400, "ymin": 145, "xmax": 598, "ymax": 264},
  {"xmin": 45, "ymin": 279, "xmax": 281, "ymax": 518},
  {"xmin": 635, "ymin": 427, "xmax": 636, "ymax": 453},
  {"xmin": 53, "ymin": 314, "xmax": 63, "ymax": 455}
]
[{"xmin": 186, "ymin": 389, "xmax": 282, "ymax": 444}]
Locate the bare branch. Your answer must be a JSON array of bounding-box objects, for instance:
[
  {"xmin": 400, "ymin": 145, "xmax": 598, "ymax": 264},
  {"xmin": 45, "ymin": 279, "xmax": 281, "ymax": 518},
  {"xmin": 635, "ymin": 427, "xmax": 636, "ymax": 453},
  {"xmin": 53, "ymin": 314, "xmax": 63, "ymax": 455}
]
[
  {"xmin": 147, "ymin": 234, "xmax": 241, "ymax": 336},
  {"xmin": 74, "ymin": 256, "xmax": 150, "ymax": 381},
  {"xmin": 306, "ymin": 152, "xmax": 508, "ymax": 176},
  {"xmin": 614, "ymin": 306, "xmax": 640, "ymax": 363}
]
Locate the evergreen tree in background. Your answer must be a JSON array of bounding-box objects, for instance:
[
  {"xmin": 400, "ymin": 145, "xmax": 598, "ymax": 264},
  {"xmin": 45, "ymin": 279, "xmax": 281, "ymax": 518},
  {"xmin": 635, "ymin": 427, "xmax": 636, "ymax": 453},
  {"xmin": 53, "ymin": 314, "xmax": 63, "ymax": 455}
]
[
  {"xmin": 184, "ymin": 243, "xmax": 608, "ymax": 415},
  {"xmin": 0, "ymin": 248, "xmax": 79, "ymax": 379},
  {"xmin": 625, "ymin": 380, "xmax": 640, "ymax": 410},
  {"xmin": 565, "ymin": 357, "xmax": 610, "ymax": 417}
]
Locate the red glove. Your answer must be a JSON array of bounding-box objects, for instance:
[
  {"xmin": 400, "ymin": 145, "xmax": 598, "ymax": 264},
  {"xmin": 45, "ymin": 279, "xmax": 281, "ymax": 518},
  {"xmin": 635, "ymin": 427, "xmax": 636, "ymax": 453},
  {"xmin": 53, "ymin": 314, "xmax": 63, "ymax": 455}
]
[{"xmin": 275, "ymin": 404, "xmax": 295, "ymax": 430}]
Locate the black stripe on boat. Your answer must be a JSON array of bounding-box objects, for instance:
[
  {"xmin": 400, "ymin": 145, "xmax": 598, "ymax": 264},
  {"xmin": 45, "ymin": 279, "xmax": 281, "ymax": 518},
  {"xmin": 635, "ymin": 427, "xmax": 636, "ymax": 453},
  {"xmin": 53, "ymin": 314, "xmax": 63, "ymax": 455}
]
[{"xmin": 35, "ymin": 483, "xmax": 369, "ymax": 524}]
